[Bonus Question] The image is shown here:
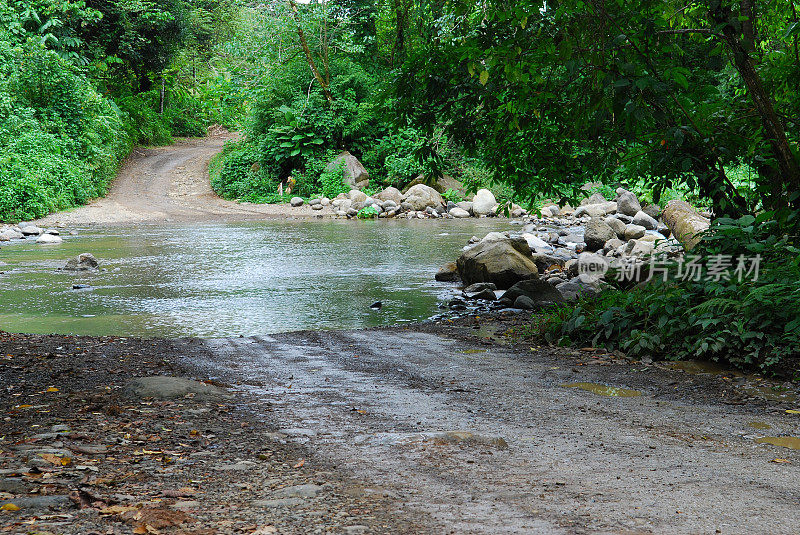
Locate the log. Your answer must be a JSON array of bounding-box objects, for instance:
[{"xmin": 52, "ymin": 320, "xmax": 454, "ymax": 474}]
[{"xmin": 662, "ymin": 200, "xmax": 710, "ymax": 251}]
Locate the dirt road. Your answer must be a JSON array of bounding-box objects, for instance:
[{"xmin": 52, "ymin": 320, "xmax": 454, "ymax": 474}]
[
  {"xmin": 182, "ymin": 323, "xmax": 800, "ymax": 534},
  {"xmin": 37, "ymin": 136, "xmax": 318, "ymax": 226}
]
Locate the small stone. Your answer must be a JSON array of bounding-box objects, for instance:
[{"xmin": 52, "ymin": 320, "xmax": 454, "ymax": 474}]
[{"xmin": 273, "ymin": 484, "xmax": 323, "ymax": 499}]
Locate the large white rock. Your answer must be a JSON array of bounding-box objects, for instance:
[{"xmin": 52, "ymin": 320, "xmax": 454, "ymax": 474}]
[
  {"xmin": 472, "ymin": 189, "xmax": 498, "ymax": 216},
  {"xmin": 402, "ymin": 184, "xmax": 444, "ymax": 211},
  {"xmin": 449, "ymin": 207, "xmax": 471, "ymax": 218},
  {"xmin": 36, "ymin": 234, "xmax": 63, "ymax": 244}
]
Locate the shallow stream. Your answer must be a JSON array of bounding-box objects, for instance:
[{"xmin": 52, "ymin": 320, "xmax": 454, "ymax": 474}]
[{"xmin": 0, "ymin": 219, "xmax": 507, "ymax": 338}]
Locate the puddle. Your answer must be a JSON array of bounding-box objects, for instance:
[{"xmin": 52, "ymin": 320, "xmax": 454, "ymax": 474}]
[
  {"xmin": 748, "ymin": 422, "xmax": 772, "ymax": 430},
  {"xmin": 755, "ymin": 436, "xmax": 800, "ymax": 450},
  {"xmin": 561, "ymin": 383, "xmax": 642, "ymax": 397},
  {"xmin": 739, "ymin": 385, "xmax": 797, "ymax": 403},
  {"xmin": 663, "ymin": 360, "xmax": 739, "ymax": 376}
]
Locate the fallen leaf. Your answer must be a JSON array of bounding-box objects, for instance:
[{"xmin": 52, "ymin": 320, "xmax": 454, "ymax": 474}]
[
  {"xmin": 772, "ymin": 458, "xmax": 792, "ymax": 464},
  {"xmin": 39, "ymin": 454, "xmax": 68, "ymax": 466},
  {"xmin": 46, "ymin": 387, "xmax": 59, "ymax": 393},
  {"xmin": 0, "ymin": 503, "xmax": 20, "ymax": 511},
  {"xmin": 786, "ymin": 410, "xmax": 800, "ymax": 415},
  {"xmin": 293, "ymin": 459, "xmax": 305, "ymax": 469}
]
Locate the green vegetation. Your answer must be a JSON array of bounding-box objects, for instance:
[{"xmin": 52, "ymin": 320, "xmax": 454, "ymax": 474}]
[
  {"xmin": 1, "ymin": 0, "xmax": 798, "ymax": 371},
  {"xmin": 532, "ymin": 214, "xmax": 800, "ymax": 375},
  {"xmin": 0, "ymin": 0, "xmax": 238, "ymax": 221},
  {"xmin": 356, "ymin": 206, "xmax": 379, "ymax": 219}
]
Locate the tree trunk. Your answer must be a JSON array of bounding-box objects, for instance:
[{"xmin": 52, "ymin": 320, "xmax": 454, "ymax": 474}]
[
  {"xmin": 710, "ymin": 3, "xmax": 800, "ymax": 201},
  {"xmin": 159, "ymin": 74, "xmax": 165, "ymax": 115},
  {"xmin": 287, "ymin": 0, "xmax": 333, "ymax": 104},
  {"xmin": 663, "ymin": 200, "xmax": 711, "ymax": 251}
]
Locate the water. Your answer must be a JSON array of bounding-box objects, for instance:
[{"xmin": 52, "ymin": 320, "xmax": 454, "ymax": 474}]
[{"xmin": 0, "ymin": 219, "xmax": 507, "ymax": 338}]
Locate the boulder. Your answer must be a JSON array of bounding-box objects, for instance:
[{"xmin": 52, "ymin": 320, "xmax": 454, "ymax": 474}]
[
  {"xmin": 0, "ymin": 229, "xmax": 23, "ymax": 241},
  {"xmin": 126, "ymin": 376, "xmax": 229, "ymax": 401},
  {"xmin": 290, "ymin": 197, "xmax": 304, "ymax": 207},
  {"xmin": 326, "ymin": 151, "xmax": 369, "ymax": 190},
  {"xmin": 472, "ymin": 189, "xmax": 498, "ymax": 216},
  {"xmin": 521, "ymin": 234, "xmax": 551, "ymax": 251},
  {"xmin": 604, "ymin": 216, "xmax": 627, "ymax": 238},
  {"xmin": 624, "ymin": 224, "xmax": 646, "ymax": 240},
  {"xmin": 402, "ymin": 184, "xmax": 444, "ymax": 211},
  {"xmin": 642, "ymin": 203, "xmax": 661, "ymax": 219},
  {"xmin": 616, "ymin": 191, "xmax": 642, "ymax": 217},
  {"xmin": 584, "ymin": 192, "xmax": 607, "ymax": 205},
  {"xmin": 574, "ymin": 202, "xmax": 617, "ymax": 218},
  {"xmin": 503, "ymin": 279, "xmax": 565, "ymax": 305},
  {"xmin": 463, "ymin": 282, "xmax": 498, "ymax": 300},
  {"xmin": 348, "ymin": 190, "xmax": 367, "ymax": 203},
  {"xmin": 632, "ymin": 210, "xmax": 658, "ymax": 230},
  {"xmin": 449, "ymin": 207, "xmax": 471, "ymax": 218},
  {"xmin": 630, "ymin": 240, "xmax": 655, "ymax": 257},
  {"xmin": 604, "ymin": 238, "xmax": 625, "ymax": 253},
  {"xmin": 435, "ymin": 262, "xmax": 460, "ymax": 282},
  {"xmin": 456, "ymin": 238, "xmax": 539, "ymax": 289},
  {"xmin": 556, "ymin": 279, "xmax": 599, "ymax": 301},
  {"xmin": 21, "ymin": 226, "xmax": 43, "ymax": 236},
  {"xmin": 375, "ymin": 187, "xmax": 404, "ymax": 205},
  {"xmin": 403, "ymin": 174, "xmax": 467, "ymax": 197},
  {"xmin": 64, "ymin": 253, "xmax": 99, "ymax": 271},
  {"xmin": 36, "ymin": 234, "xmax": 62, "ymax": 244},
  {"xmin": 662, "ymin": 200, "xmax": 710, "ymax": 251},
  {"xmin": 584, "ymin": 219, "xmax": 616, "ymax": 252},
  {"xmin": 456, "ymin": 201, "xmax": 474, "ymax": 215},
  {"xmin": 530, "ymin": 253, "xmax": 565, "ymax": 273}
]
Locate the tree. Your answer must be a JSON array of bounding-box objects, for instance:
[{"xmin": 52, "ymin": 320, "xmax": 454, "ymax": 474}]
[{"xmin": 395, "ymin": 0, "xmax": 800, "ymax": 217}]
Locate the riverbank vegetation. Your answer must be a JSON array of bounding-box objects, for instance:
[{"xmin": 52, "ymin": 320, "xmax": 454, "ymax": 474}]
[
  {"xmin": 0, "ymin": 0, "xmax": 238, "ymax": 221},
  {"xmin": 1, "ymin": 0, "xmax": 797, "ymax": 372}
]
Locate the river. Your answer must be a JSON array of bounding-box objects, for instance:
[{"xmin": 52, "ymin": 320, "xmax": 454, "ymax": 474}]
[{"xmin": 0, "ymin": 219, "xmax": 508, "ymax": 338}]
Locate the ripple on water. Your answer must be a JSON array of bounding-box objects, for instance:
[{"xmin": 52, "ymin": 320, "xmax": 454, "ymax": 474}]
[{"xmin": 561, "ymin": 383, "xmax": 642, "ymax": 397}]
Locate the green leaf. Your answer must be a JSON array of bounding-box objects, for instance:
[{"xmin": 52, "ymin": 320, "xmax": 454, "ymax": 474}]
[{"xmin": 479, "ymin": 70, "xmax": 489, "ymax": 86}]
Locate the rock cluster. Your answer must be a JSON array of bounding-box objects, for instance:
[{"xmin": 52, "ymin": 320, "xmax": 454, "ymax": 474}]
[
  {"xmin": 297, "ymin": 183, "xmax": 529, "ymax": 220},
  {"xmin": 438, "ymin": 188, "xmax": 700, "ymax": 312},
  {"xmin": 0, "ymin": 222, "xmax": 68, "ymax": 245}
]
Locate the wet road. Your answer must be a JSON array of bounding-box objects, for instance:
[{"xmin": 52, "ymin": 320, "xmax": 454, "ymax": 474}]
[{"xmin": 184, "ymin": 326, "xmax": 800, "ymax": 534}]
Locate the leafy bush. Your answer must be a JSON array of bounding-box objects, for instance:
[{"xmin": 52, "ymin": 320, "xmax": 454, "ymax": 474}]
[
  {"xmin": 0, "ymin": 43, "xmax": 130, "ymax": 221},
  {"xmin": 357, "ymin": 206, "xmax": 379, "ymax": 219},
  {"xmin": 442, "ymin": 188, "xmax": 463, "ymax": 203},
  {"xmin": 319, "ymin": 160, "xmax": 349, "ymax": 199},
  {"xmin": 534, "ymin": 214, "xmax": 800, "ymax": 375}
]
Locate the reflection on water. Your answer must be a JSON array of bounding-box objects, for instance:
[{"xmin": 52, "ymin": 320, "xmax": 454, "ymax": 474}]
[{"xmin": 0, "ymin": 219, "xmax": 507, "ymax": 338}]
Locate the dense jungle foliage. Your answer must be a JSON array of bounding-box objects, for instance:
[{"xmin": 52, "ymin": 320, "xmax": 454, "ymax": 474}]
[
  {"xmin": 0, "ymin": 0, "xmax": 798, "ymax": 372},
  {"xmin": 0, "ymin": 0, "xmax": 238, "ymax": 221}
]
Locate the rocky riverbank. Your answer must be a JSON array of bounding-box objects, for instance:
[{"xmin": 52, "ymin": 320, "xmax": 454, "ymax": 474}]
[
  {"xmin": 288, "ymin": 186, "xmax": 528, "ymax": 220},
  {"xmin": 435, "ymin": 187, "xmax": 710, "ymax": 313},
  {"xmin": 0, "ymin": 223, "xmax": 76, "ymax": 246}
]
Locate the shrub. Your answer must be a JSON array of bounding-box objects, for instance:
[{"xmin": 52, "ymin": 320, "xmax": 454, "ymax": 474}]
[
  {"xmin": 356, "ymin": 206, "xmax": 379, "ymax": 219},
  {"xmin": 0, "ymin": 43, "xmax": 130, "ymax": 221},
  {"xmin": 533, "ymin": 214, "xmax": 800, "ymax": 375},
  {"xmin": 319, "ymin": 160, "xmax": 349, "ymax": 199}
]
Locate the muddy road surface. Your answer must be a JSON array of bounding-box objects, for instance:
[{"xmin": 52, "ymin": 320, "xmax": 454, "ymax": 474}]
[
  {"xmin": 178, "ymin": 324, "xmax": 800, "ymax": 534},
  {"xmin": 36, "ymin": 135, "xmax": 319, "ymax": 226}
]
